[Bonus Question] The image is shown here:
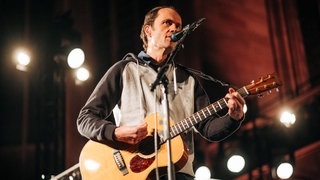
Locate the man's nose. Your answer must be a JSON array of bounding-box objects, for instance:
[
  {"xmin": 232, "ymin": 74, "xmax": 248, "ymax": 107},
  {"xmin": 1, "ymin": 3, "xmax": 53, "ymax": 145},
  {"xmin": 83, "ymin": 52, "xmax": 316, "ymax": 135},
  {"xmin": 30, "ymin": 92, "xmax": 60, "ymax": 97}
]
[{"xmin": 170, "ymin": 24, "xmax": 180, "ymax": 33}]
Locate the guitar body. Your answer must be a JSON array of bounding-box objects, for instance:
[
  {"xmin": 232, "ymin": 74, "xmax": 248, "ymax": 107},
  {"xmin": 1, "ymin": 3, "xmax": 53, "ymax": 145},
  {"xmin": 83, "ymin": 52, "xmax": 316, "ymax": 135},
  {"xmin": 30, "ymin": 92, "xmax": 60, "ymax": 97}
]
[{"xmin": 79, "ymin": 113, "xmax": 189, "ymax": 180}]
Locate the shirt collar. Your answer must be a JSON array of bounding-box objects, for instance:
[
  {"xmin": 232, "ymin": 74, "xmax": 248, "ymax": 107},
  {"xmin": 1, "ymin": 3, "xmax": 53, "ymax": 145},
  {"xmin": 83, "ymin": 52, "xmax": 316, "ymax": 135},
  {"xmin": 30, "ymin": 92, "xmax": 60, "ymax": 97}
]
[{"xmin": 138, "ymin": 51, "xmax": 153, "ymax": 64}]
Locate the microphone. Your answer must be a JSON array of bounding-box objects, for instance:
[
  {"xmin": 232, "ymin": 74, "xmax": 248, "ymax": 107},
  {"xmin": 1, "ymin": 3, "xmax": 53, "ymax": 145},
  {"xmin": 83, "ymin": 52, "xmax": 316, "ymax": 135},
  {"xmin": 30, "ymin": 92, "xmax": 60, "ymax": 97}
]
[{"xmin": 171, "ymin": 18, "xmax": 206, "ymax": 42}]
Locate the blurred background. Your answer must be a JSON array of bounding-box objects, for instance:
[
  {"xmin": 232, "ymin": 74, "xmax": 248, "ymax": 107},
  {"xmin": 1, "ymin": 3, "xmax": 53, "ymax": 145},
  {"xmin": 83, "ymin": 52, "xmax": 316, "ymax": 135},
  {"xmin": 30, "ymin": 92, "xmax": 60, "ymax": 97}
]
[{"xmin": 0, "ymin": 0, "xmax": 319, "ymax": 179}]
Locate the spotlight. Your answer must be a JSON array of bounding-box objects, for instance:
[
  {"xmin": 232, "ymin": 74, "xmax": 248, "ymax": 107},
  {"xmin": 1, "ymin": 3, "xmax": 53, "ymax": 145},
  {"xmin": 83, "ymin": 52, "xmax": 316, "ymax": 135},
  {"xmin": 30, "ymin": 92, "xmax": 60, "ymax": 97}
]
[
  {"xmin": 276, "ymin": 162, "xmax": 293, "ymax": 179},
  {"xmin": 280, "ymin": 110, "xmax": 296, "ymax": 127},
  {"xmin": 14, "ymin": 49, "xmax": 31, "ymax": 71},
  {"xmin": 195, "ymin": 166, "xmax": 211, "ymax": 180},
  {"xmin": 227, "ymin": 155, "xmax": 245, "ymax": 173},
  {"xmin": 75, "ymin": 67, "xmax": 90, "ymax": 82},
  {"xmin": 67, "ymin": 48, "xmax": 85, "ymax": 69},
  {"xmin": 272, "ymin": 154, "xmax": 295, "ymax": 179}
]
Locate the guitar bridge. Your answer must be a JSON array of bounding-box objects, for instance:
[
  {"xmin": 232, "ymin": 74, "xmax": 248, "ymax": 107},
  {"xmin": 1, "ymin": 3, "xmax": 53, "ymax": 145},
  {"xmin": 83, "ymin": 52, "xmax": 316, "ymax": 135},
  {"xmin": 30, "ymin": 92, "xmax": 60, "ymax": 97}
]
[{"xmin": 113, "ymin": 149, "xmax": 128, "ymax": 175}]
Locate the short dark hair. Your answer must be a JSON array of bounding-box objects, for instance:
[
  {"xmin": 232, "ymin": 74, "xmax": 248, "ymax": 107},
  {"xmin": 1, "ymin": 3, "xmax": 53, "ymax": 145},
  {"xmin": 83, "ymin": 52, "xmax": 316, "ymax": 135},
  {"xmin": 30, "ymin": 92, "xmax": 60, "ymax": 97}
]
[{"xmin": 140, "ymin": 6, "xmax": 178, "ymax": 51}]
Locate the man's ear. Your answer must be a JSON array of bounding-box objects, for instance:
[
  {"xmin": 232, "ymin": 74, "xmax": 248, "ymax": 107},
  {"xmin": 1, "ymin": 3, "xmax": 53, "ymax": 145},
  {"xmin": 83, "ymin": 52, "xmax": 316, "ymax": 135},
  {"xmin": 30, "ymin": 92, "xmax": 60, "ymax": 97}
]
[{"xmin": 144, "ymin": 25, "xmax": 152, "ymax": 37}]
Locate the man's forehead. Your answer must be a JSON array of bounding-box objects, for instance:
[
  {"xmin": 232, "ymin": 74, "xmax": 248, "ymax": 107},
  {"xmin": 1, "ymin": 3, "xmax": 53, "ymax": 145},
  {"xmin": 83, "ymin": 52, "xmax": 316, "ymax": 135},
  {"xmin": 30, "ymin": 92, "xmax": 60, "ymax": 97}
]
[{"xmin": 156, "ymin": 8, "xmax": 182, "ymax": 24}]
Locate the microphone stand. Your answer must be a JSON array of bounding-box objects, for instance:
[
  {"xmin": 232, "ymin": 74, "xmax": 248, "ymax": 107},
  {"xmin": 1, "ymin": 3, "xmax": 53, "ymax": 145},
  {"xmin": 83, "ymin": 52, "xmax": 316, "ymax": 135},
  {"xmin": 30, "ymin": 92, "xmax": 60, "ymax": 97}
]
[{"xmin": 150, "ymin": 28, "xmax": 190, "ymax": 180}]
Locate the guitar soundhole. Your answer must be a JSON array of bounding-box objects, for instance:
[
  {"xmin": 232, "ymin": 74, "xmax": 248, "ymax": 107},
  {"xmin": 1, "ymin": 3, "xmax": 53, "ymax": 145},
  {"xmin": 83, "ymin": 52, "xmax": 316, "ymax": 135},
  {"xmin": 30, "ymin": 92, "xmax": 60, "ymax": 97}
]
[
  {"xmin": 138, "ymin": 135, "xmax": 160, "ymax": 155},
  {"xmin": 130, "ymin": 154, "xmax": 155, "ymax": 173}
]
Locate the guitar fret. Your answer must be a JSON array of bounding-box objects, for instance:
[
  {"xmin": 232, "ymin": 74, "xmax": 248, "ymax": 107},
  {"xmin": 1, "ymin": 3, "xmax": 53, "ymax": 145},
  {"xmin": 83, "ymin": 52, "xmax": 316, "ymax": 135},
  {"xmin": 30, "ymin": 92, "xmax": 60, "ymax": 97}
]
[
  {"xmin": 211, "ymin": 104, "xmax": 217, "ymax": 112},
  {"xmin": 201, "ymin": 109, "xmax": 207, "ymax": 118},
  {"xmin": 188, "ymin": 115, "xmax": 195, "ymax": 124},
  {"xmin": 186, "ymin": 117, "xmax": 194, "ymax": 127},
  {"xmin": 215, "ymin": 104, "xmax": 220, "ymax": 111},
  {"xmin": 187, "ymin": 119, "xmax": 192, "ymax": 127},
  {"xmin": 196, "ymin": 112, "xmax": 201, "ymax": 120},
  {"xmin": 183, "ymin": 121, "xmax": 189, "ymax": 130},
  {"xmin": 221, "ymin": 99, "xmax": 227, "ymax": 108},
  {"xmin": 186, "ymin": 118, "xmax": 192, "ymax": 128},
  {"xmin": 178, "ymin": 123, "xmax": 184, "ymax": 132},
  {"xmin": 217, "ymin": 100, "xmax": 222, "ymax": 109},
  {"xmin": 185, "ymin": 120, "xmax": 190, "ymax": 130},
  {"xmin": 223, "ymin": 98, "xmax": 228, "ymax": 105},
  {"xmin": 206, "ymin": 107, "xmax": 212, "ymax": 115},
  {"xmin": 171, "ymin": 128, "xmax": 177, "ymax": 138},
  {"xmin": 238, "ymin": 87, "xmax": 249, "ymax": 98},
  {"xmin": 170, "ymin": 131, "xmax": 174, "ymax": 138},
  {"xmin": 181, "ymin": 121, "xmax": 186, "ymax": 130},
  {"xmin": 171, "ymin": 126, "xmax": 177, "ymax": 137},
  {"xmin": 195, "ymin": 114, "xmax": 200, "ymax": 121},
  {"xmin": 171, "ymin": 133, "xmax": 175, "ymax": 139},
  {"xmin": 174, "ymin": 125, "xmax": 179, "ymax": 135}
]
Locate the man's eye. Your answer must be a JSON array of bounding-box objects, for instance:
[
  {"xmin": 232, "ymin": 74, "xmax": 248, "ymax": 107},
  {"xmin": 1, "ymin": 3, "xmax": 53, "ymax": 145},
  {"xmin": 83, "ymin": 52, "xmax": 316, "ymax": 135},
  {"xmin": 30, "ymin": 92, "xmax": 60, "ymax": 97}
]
[{"xmin": 164, "ymin": 20, "xmax": 172, "ymax": 25}]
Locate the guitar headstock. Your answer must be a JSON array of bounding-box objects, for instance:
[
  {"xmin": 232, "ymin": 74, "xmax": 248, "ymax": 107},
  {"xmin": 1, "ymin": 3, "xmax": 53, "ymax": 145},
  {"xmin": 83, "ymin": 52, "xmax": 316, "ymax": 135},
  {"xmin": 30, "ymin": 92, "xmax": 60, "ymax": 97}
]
[{"xmin": 245, "ymin": 73, "xmax": 282, "ymax": 96}]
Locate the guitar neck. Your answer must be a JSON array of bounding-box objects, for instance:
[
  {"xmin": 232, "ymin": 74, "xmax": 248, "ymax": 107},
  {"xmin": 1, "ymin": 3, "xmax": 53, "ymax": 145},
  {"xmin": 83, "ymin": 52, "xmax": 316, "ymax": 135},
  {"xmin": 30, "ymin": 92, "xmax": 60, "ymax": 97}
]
[{"xmin": 160, "ymin": 87, "xmax": 249, "ymax": 144}]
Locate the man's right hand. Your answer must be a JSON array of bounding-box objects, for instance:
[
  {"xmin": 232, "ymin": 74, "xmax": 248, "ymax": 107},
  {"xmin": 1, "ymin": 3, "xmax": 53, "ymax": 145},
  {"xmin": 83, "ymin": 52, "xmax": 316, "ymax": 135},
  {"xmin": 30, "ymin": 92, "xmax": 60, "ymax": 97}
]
[{"xmin": 114, "ymin": 122, "xmax": 148, "ymax": 145}]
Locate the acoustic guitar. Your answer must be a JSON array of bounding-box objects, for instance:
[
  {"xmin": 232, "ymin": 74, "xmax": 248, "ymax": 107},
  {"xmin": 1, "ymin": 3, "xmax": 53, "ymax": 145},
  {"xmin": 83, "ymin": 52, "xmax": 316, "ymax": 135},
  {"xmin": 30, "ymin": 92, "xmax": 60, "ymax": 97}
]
[{"xmin": 79, "ymin": 73, "xmax": 282, "ymax": 179}]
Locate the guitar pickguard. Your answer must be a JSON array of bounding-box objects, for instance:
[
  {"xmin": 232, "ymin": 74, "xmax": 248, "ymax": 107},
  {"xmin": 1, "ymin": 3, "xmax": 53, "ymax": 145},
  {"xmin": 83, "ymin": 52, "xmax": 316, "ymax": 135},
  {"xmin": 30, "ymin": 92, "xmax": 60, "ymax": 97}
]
[{"xmin": 130, "ymin": 154, "xmax": 155, "ymax": 173}]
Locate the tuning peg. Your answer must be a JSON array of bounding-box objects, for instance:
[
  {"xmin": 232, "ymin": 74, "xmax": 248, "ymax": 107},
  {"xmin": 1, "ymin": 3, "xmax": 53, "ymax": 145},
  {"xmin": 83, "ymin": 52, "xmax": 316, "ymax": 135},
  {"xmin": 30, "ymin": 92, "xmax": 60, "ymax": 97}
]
[
  {"xmin": 276, "ymin": 88, "xmax": 280, "ymax": 92},
  {"xmin": 251, "ymin": 80, "xmax": 255, "ymax": 84}
]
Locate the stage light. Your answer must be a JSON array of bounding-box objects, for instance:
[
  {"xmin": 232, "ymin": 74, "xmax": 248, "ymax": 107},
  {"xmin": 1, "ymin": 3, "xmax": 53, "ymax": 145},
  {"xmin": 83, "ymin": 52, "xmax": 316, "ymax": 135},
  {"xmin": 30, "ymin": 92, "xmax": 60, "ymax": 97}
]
[
  {"xmin": 67, "ymin": 48, "xmax": 85, "ymax": 69},
  {"xmin": 272, "ymin": 153, "xmax": 295, "ymax": 179},
  {"xmin": 280, "ymin": 110, "xmax": 296, "ymax": 128},
  {"xmin": 14, "ymin": 49, "xmax": 31, "ymax": 71},
  {"xmin": 227, "ymin": 155, "xmax": 245, "ymax": 173},
  {"xmin": 276, "ymin": 162, "xmax": 293, "ymax": 179},
  {"xmin": 195, "ymin": 166, "xmax": 211, "ymax": 180},
  {"xmin": 75, "ymin": 67, "xmax": 90, "ymax": 82}
]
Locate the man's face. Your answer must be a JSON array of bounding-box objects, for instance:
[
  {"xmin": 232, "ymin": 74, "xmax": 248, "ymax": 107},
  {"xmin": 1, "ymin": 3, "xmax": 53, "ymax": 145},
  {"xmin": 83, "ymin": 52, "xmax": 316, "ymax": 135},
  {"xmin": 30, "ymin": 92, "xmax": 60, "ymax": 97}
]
[{"xmin": 146, "ymin": 8, "xmax": 182, "ymax": 52}]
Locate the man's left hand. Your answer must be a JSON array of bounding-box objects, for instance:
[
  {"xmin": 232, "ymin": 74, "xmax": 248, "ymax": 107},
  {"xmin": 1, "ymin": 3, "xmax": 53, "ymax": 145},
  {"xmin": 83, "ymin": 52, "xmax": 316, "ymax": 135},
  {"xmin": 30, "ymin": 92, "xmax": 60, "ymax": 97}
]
[{"xmin": 225, "ymin": 88, "xmax": 246, "ymax": 120}]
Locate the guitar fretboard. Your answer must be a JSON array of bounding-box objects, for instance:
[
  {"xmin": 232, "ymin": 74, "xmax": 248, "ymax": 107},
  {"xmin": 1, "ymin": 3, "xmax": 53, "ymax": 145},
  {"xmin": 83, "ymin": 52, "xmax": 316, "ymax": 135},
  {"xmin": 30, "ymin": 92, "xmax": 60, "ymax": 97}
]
[{"xmin": 160, "ymin": 87, "xmax": 249, "ymax": 144}]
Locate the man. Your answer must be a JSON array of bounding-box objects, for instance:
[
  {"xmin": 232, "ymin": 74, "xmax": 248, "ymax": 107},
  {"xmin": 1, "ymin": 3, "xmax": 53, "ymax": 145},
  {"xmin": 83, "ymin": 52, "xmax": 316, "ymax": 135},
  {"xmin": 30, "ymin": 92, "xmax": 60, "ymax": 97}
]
[{"xmin": 77, "ymin": 6, "xmax": 245, "ymax": 180}]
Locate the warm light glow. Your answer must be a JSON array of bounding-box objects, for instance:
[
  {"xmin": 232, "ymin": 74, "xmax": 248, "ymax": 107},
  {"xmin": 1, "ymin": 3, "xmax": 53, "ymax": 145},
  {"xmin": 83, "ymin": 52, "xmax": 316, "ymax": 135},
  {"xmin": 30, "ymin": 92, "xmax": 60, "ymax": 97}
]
[
  {"xmin": 227, "ymin": 155, "xmax": 245, "ymax": 173},
  {"xmin": 195, "ymin": 166, "xmax": 211, "ymax": 180},
  {"xmin": 76, "ymin": 67, "xmax": 90, "ymax": 81},
  {"xmin": 17, "ymin": 51, "xmax": 30, "ymax": 66},
  {"xmin": 67, "ymin": 48, "xmax": 85, "ymax": 69},
  {"xmin": 14, "ymin": 49, "xmax": 31, "ymax": 71},
  {"xmin": 276, "ymin": 162, "xmax": 293, "ymax": 179},
  {"xmin": 84, "ymin": 159, "xmax": 100, "ymax": 172},
  {"xmin": 280, "ymin": 111, "xmax": 296, "ymax": 127}
]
